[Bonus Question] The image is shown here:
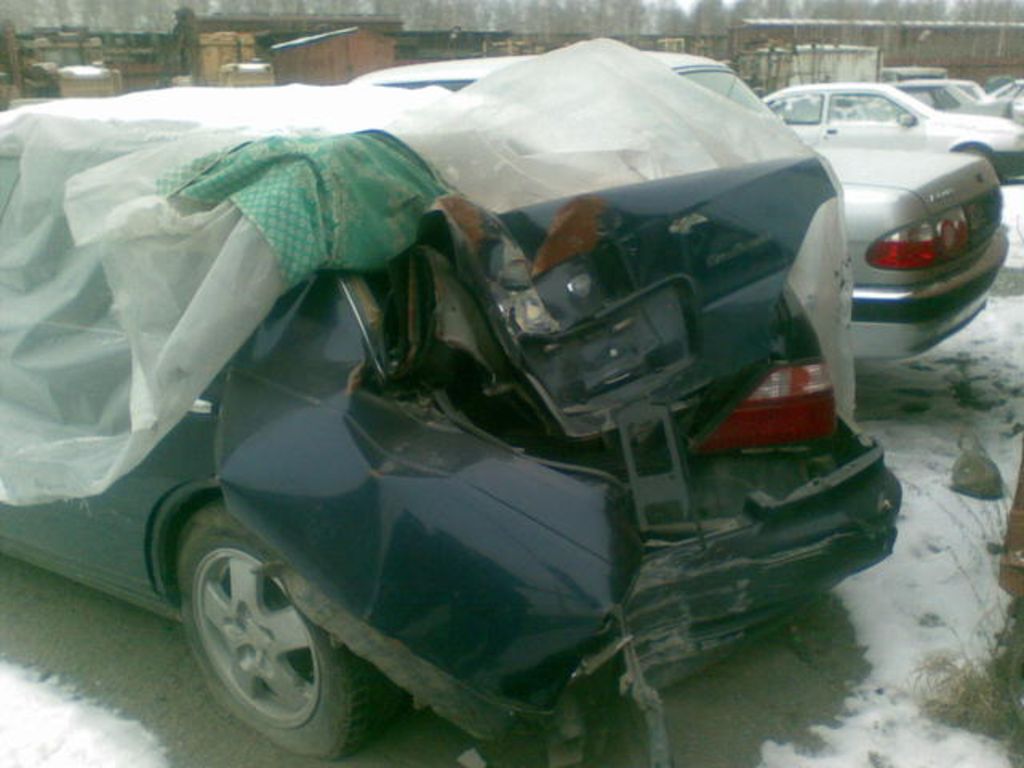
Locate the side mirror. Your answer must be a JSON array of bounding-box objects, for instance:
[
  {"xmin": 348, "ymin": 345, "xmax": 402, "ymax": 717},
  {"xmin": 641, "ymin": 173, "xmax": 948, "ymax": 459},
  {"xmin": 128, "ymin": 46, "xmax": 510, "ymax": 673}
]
[{"xmin": 898, "ymin": 113, "xmax": 918, "ymax": 128}]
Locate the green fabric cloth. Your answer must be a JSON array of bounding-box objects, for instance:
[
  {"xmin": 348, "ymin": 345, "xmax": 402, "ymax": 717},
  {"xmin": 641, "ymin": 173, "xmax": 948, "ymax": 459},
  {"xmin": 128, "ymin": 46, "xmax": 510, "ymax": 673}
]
[{"xmin": 163, "ymin": 131, "xmax": 447, "ymax": 286}]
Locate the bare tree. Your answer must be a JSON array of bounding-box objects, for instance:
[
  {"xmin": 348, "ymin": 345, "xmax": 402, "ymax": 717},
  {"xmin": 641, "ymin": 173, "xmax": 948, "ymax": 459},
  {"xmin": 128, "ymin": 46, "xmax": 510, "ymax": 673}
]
[
  {"xmin": 11, "ymin": 0, "xmax": 1016, "ymax": 36},
  {"xmin": 650, "ymin": 0, "xmax": 690, "ymax": 35},
  {"xmin": 692, "ymin": 0, "xmax": 726, "ymax": 34}
]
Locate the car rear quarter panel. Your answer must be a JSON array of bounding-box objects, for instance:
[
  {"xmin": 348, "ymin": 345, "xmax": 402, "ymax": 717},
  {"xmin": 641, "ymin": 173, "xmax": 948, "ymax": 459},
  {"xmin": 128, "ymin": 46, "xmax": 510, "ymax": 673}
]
[{"xmin": 215, "ymin": 275, "xmax": 641, "ymax": 718}]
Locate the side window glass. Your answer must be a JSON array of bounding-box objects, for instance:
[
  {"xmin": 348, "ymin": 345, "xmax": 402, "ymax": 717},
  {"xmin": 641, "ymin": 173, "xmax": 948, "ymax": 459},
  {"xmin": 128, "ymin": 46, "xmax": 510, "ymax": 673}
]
[
  {"xmin": 768, "ymin": 94, "xmax": 823, "ymax": 125},
  {"xmin": 929, "ymin": 89, "xmax": 962, "ymax": 110},
  {"xmin": 828, "ymin": 94, "xmax": 909, "ymax": 125},
  {"xmin": 904, "ymin": 89, "xmax": 935, "ymax": 108},
  {"xmin": 681, "ymin": 70, "xmax": 766, "ymax": 112}
]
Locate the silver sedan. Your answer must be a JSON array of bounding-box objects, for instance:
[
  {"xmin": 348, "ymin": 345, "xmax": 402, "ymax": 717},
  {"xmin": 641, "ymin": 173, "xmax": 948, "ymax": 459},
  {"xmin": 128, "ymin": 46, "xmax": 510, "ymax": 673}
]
[{"xmin": 821, "ymin": 147, "xmax": 1007, "ymax": 358}]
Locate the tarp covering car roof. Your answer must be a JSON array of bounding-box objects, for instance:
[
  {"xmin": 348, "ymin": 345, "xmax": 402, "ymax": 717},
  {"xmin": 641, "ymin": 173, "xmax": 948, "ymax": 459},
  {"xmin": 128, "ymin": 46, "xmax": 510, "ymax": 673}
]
[
  {"xmin": 0, "ymin": 39, "xmax": 852, "ymax": 505},
  {"xmin": 165, "ymin": 132, "xmax": 447, "ymax": 284}
]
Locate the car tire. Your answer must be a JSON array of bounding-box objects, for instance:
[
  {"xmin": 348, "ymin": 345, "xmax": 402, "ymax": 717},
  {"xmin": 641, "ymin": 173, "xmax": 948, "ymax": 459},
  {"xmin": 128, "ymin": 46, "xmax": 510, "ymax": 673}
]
[{"xmin": 178, "ymin": 501, "xmax": 401, "ymax": 758}]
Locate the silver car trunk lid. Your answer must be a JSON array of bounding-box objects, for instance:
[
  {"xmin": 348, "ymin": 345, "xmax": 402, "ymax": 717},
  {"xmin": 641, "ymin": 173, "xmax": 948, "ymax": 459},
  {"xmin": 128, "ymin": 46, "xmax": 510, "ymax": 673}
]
[{"xmin": 820, "ymin": 147, "xmax": 999, "ymax": 217}]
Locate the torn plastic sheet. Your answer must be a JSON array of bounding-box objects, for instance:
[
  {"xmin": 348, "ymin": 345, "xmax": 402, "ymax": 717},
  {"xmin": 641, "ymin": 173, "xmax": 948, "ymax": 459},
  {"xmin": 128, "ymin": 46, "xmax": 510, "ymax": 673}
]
[
  {"xmin": 389, "ymin": 39, "xmax": 853, "ymax": 422},
  {"xmin": 0, "ymin": 121, "xmax": 282, "ymax": 503},
  {"xmin": 0, "ymin": 40, "xmax": 851, "ymax": 505},
  {"xmin": 0, "ymin": 88, "xmax": 446, "ymax": 505}
]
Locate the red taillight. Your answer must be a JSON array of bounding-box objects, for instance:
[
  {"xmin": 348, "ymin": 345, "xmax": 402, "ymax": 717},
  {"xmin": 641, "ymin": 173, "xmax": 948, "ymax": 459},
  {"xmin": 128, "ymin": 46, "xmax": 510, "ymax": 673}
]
[
  {"xmin": 696, "ymin": 363, "xmax": 836, "ymax": 454},
  {"xmin": 867, "ymin": 207, "xmax": 969, "ymax": 270}
]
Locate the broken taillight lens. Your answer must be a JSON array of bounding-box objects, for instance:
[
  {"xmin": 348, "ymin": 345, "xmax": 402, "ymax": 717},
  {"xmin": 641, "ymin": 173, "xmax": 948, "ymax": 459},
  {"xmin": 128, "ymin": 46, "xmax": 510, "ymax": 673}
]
[
  {"xmin": 866, "ymin": 206, "xmax": 969, "ymax": 270},
  {"xmin": 696, "ymin": 363, "xmax": 836, "ymax": 453}
]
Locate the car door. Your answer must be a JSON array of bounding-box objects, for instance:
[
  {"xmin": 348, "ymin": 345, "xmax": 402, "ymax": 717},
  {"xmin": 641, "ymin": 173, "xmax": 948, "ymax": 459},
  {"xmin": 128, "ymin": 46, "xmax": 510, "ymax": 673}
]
[
  {"xmin": 821, "ymin": 92, "xmax": 927, "ymax": 150},
  {"xmin": 767, "ymin": 92, "xmax": 827, "ymax": 145},
  {"xmin": 0, "ymin": 398, "xmax": 217, "ymax": 605},
  {"xmin": 0, "ymin": 138, "xmax": 220, "ymax": 605}
]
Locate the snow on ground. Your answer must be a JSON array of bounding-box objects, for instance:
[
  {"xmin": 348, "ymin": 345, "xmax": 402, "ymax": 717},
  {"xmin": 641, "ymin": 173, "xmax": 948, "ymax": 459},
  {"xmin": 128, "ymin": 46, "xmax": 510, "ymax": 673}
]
[
  {"xmin": 762, "ymin": 189, "xmax": 1024, "ymax": 767},
  {"xmin": 0, "ymin": 660, "xmax": 166, "ymax": 768}
]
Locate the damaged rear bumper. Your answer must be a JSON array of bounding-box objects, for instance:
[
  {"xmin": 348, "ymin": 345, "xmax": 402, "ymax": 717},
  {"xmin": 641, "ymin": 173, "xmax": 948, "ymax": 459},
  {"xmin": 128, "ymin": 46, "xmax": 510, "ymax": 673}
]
[
  {"xmin": 625, "ymin": 431, "xmax": 900, "ymax": 688},
  {"xmin": 275, "ymin": 426, "xmax": 899, "ymax": 743}
]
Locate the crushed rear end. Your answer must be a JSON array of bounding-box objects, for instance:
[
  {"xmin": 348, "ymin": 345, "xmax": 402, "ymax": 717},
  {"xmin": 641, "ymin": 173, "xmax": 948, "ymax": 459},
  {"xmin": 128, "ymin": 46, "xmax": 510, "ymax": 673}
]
[
  {"xmin": 214, "ymin": 152, "xmax": 900, "ymax": 760},
  {"xmin": 212, "ymin": 42, "xmax": 900, "ymax": 764},
  {"xmin": 420, "ymin": 152, "xmax": 899, "ymax": 752},
  {"xmin": 425, "ymin": 154, "xmax": 902, "ymax": 688},
  {"xmin": 628, "ymin": 422, "xmax": 898, "ymax": 689}
]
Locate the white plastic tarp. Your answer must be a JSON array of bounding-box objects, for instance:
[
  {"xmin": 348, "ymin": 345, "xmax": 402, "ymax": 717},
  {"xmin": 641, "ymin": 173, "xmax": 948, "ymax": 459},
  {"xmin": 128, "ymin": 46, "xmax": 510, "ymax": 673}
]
[
  {"xmin": 0, "ymin": 40, "xmax": 852, "ymax": 505},
  {"xmin": 0, "ymin": 86, "xmax": 447, "ymax": 504},
  {"xmin": 390, "ymin": 40, "xmax": 852, "ymax": 422}
]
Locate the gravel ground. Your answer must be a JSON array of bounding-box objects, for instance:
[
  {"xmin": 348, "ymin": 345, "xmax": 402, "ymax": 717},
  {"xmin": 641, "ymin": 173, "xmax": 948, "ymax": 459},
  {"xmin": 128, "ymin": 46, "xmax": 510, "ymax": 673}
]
[{"xmin": 0, "ymin": 549, "xmax": 866, "ymax": 768}]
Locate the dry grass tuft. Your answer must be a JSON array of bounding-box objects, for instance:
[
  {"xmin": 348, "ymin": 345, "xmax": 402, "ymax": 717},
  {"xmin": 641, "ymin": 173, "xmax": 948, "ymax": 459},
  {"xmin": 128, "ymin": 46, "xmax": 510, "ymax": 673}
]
[
  {"xmin": 914, "ymin": 645, "xmax": 1024, "ymax": 765},
  {"xmin": 915, "ymin": 653, "xmax": 1013, "ymax": 739}
]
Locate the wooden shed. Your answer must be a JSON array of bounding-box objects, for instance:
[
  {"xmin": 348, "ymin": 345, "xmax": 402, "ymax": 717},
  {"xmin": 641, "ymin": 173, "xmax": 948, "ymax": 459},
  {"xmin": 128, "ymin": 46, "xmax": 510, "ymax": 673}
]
[
  {"xmin": 198, "ymin": 31, "xmax": 257, "ymax": 85},
  {"xmin": 730, "ymin": 18, "xmax": 1024, "ymax": 82},
  {"xmin": 271, "ymin": 27, "xmax": 395, "ymax": 86}
]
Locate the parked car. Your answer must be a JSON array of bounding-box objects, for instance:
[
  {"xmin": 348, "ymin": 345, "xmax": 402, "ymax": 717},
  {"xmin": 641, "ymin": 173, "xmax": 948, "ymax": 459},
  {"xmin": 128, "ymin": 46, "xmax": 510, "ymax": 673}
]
[
  {"xmin": 989, "ymin": 78, "xmax": 1024, "ymax": 101},
  {"xmin": 353, "ymin": 51, "xmax": 765, "ymax": 112},
  {"xmin": 819, "ymin": 147, "xmax": 1007, "ymax": 358},
  {"xmin": 986, "ymin": 75, "xmax": 1017, "ymax": 93},
  {"xmin": 948, "ymin": 79, "xmax": 988, "ymax": 102},
  {"xmin": 980, "ymin": 78, "xmax": 1024, "ymax": 122},
  {"xmin": 880, "ymin": 65, "xmax": 948, "ymax": 82},
  {"xmin": 895, "ymin": 78, "xmax": 1023, "ymax": 123},
  {"xmin": 0, "ymin": 48, "xmax": 901, "ymax": 766},
  {"xmin": 765, "ymin": 82, "xmax": 1024, "ymax": 180},
  {"xmin": 361, "ymin": 57, "xmax": 1009, "ymax": 359}
]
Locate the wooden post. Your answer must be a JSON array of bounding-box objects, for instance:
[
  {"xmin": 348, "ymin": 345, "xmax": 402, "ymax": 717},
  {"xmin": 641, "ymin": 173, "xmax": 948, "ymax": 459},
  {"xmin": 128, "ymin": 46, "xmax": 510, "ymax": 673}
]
[{"xmin": 1000, "ymin": 435, "xmax": 1024, "ymax": 595}]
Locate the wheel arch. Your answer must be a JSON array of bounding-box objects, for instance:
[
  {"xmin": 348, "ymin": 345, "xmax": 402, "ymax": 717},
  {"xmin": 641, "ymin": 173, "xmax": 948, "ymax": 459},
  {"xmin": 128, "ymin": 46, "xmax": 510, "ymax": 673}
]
[
  {"xmin": 146, "ymin": 480, "xmax": 222, "ymax": 609},
  {"xmin": 951, "ymin": 140, "xmax": 994, "ymax": 158}
]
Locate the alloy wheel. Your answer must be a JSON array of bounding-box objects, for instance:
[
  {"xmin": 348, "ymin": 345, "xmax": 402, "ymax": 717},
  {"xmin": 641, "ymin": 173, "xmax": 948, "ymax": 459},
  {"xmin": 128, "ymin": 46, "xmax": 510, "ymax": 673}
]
[{"xmin": 191, "ymin": 547, "xmax": 320, "ymax": 728}]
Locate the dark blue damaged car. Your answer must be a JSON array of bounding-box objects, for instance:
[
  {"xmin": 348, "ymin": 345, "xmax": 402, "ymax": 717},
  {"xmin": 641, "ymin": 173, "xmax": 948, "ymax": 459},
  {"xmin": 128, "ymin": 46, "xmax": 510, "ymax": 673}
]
[{"xmin": 0, "ymin": 155, "xmax": 900, "ymax": 766}]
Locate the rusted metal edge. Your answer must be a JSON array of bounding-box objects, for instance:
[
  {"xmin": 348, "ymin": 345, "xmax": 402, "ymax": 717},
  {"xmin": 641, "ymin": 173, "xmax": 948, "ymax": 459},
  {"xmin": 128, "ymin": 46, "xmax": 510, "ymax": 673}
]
[
  {"xmin": 1000, "ymin": 435, "xmax": 1024, "ymax": 596},
  {"xmin": 281, "ymin": 567, "xmax": 530, "ymax": 740}
]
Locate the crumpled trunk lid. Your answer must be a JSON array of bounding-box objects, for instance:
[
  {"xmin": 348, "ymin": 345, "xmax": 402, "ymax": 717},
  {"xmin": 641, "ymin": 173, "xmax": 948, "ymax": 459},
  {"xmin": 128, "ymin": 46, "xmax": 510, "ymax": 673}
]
[{"xmin": 427, "ymin": 155, "xmax": 839, "ymax": 437}]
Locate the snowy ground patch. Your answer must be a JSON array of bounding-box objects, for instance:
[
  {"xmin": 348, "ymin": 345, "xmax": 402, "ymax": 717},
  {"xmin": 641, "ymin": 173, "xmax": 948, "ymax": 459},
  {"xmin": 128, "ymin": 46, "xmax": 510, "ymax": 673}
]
[
  {"xmin": 0, "ymin": 660, "xmax": 166, "ymax": 768},
  {"xmin": 762, "ymin": 193, "xmax": 1024, "ymax": 767}
]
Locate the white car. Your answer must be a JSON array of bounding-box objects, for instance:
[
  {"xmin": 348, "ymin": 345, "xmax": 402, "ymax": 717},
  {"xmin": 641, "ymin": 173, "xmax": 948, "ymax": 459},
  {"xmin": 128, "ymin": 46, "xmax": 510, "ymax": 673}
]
[
  {"xmin": 890, "ymin": 76, "xmax": 985, "ymax": 103},
  {"xmin": 949, "ymin": 79, "xmax": 987, "ymax": 102},
  {"xmin": 766, "ymin": 82, "xmax": 1024, "ymax": 179},
  {"xmin": 354, "ymin": 51, "xmax": 768, "ymax": 110},
  {"xmin": 897, "ymin": 79, "xmax": 1024, "ymax": 125},
  {"xmin": 989, "ymin": 78, "xmax": 1024, "ymax": 101}
]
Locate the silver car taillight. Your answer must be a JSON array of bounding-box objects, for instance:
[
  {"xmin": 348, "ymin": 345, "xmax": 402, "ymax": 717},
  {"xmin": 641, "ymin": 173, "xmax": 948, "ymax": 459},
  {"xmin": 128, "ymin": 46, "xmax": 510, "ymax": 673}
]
[{"xmin": 867, "ymin": 206, "xmax": 969, "ymax": 270}]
